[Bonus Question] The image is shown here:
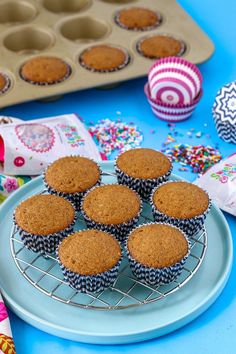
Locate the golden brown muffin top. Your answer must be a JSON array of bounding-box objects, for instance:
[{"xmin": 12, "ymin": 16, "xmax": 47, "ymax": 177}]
[
  {"xmin": 117, "ymin": 7, "xmax": 160, "ymax": 30},
  {"xmin": 128, "ymin": 223, "xmax": 188, "ymax": 268},
  {"xmin": 139, "ymin": 35, "xmax": 183, "ymax": 59},
  {"xmin": 80, "ymin": 45, "xmax": 127, "ymax": 71},
  {"xmin": 15, "ymin": 194, "xmax": 75, "ymax": 235},
  {"xmin": 153, "ymin": 181, "xmax": 209, "ymax": 219},
  {"xmin": 116, "ymin": 148, "xmax": 171, "ymax": 179},
  {"xmin": 58, "ymin": 229, "xmax": 121, "ymax": 275},
  {"xmin": 45, "ymin": 156, "xmax": 101, "ymax": 194},
  {"xmin": 21, "ymin": 56, "xmax": 69, "ymax": 84},
  {"xmin": 82, "ymin": 184, "xmax": 141, "ymax": 225},
  {"xmin": 0, "ymin": 74, "xmax": 7, "ymax": 91}
]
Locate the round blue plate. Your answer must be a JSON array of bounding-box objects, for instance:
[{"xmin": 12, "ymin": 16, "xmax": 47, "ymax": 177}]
[{"xmin": 0, "ymin": 161, "xmax": 233, "ymax": 344}]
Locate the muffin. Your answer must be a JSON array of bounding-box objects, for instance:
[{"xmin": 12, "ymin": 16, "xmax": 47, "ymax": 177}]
[
  {"xmin": 115, "ymin": 7, "xmax": 161, "ymax": 31},
  {"xmin": 14, "ymin": 194, "xmax": 76, "ymax": 253},
  {"xmin": 81, "ymin": 184, "xmax": 142, "ymax": 242},
  {"xmin": 126, "ymin": 223, "xmax": 190, "ymax": 285},
  {"xmin": 57, "ymin": 229, "xmax": 122, "ymax": 293},
  {"xmin": 115, "ymin": 148, "xmax": 172, "ymax": 199},
  {"xmin": 20, "ymin": 56, "xmax": 71, "ymax": 85},
  {"xmin": 151, "ymin": 181, "xmax": 211, "ymax": 236},
  {"xmin": 137, "ymin": 35, "xmax": 185, "ymax": 59},
  {"xmin": 44, "ymin": 156, "xmax": 101, "ymax": 209},
  {"xmin": 0, "ymin": 73, "xmax": 11, "ymax": 95},
  {"xmin": 79, "ymin": 45, "xmax": 130, "ymax": 73}
]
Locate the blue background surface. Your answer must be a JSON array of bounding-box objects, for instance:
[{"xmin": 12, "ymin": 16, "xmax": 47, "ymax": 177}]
[{"xmin": 1, "ymin": 0, "xmax": 236, "ymax": 352}]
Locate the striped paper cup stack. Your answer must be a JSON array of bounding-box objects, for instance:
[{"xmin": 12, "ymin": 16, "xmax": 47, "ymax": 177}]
[{"xmin": 145, "ymin": 57, "xmax": 203, "ymax": 122}]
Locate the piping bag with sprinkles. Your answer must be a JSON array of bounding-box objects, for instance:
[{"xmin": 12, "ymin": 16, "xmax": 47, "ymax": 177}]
[{"xmin": 195, "ymin": 153, "xmax": 236, "ymax": 216}]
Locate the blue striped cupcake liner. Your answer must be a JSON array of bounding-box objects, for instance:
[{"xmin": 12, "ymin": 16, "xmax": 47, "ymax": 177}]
[
  {"xmin": 13, "ymin": 198, "xmax": 76, "ymax": 254},
  {"xmin": 81, "ymin": 183, "xmax": 143, "ymax": 243},
  {"xmin": 56, "ymin": 232, "xmax": 122, "ymax": 293},
  {"xmin": 43, "ymin": 156, "xmax": 102, "ymax": 210},
  {"xmin": 115, "ymin": 155, "xmax": 172, "ymax": 200},
  {"xmin": 150, "ymin": 181, "xmax": 211, "ymax": 237},
  {"xmin": 125, "ymin": 222, "xmax": 190, "ymax": 286}
]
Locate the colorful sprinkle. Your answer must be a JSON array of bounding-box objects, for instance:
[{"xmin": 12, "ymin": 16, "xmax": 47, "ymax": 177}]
[
  {"xmin": 162, "ymin": 144, "xmax": 222, "ymax": 174},
  {"xmin": 89, "ymin": 118, "xmax": 143, "ymax": 158}
]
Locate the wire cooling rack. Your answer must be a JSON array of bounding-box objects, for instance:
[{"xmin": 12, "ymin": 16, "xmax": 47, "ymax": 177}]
[{"xmin": 10, "ymin": 172, "xmax": 207, "ymax": 311}]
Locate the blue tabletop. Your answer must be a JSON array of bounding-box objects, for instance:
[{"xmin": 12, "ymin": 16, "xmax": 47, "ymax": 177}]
[{"xmin": 2, "ymin": 0, "xmax": 236, "ymax": 353}]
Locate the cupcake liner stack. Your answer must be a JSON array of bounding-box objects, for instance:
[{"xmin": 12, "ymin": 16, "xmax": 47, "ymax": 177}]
[
  {"xmin": 213, "ymin": 81, "xmax": 236, "ymax": 143},
  {"xmin": 145, "ymin": 57, "xmax": 203, "ymax": 122}
]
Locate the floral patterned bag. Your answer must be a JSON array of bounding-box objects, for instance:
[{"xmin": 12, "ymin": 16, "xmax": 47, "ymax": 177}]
[{"xmin": 0, "ymin": 295, "xmax": 16, "ymax": 354}]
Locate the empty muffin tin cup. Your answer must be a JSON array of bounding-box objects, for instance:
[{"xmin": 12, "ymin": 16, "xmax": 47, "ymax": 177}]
[
  {"xmin": 0, "ymin": 1, "xmax": 37, "ymax": 24},
  {"xmin": 3, "ymin": 27, "xmax": 55, "ymax": 54},
  {"xmin": 43, "ymin": 0, "xmax": 91, "ymax": 13},
  {"xmin": 59, "ymin": 16, "xmax": 110, "ymax": 43}
]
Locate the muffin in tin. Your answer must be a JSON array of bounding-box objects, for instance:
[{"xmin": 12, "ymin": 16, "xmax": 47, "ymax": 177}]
[
  {"xmin": 14, "ymin": 194, "xmax": 76, "ymax": 254},
  {"xmin": 115, "ymin": 148, "xmax": 172, "ymax": 199},
  {"xmin": 126, "ymin": 223, "xmax": 190, "ymax": 286},
  {"xmin": 115, "ymin": 7, "xmax": 162, "ymax": 31},
  {"xmin": 151, "ymin": 181, "xmax": 211, "ymax": 237},
  {"xmin": 0, "ymin": 73, "xmax": 11, "ymax": 95},
  {"xmin": 20, "ymin": 56, "xmax": 71, "ymax": 85},
  {"xmin": 57, "ymin": 229, "xmax": 122, "ymax": 293},
  {"xmin": 44, "ymin": 156, "xmax": 101, "ymax": 209},
  {"xmin": 79, "ymin": 45, "xmax": 130, "ymax": 73},
  {"xmin": 137, "ymin": 34, "xmax": 186, "ymax": 59},
  {"xmin": 81, "ymin": 184, "xmax": 142, "ymax": 242}
]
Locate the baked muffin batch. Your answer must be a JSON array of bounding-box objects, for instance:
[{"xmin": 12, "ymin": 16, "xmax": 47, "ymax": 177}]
[{"xmin": 14, "ymin": 149, "xmax": 211, "ymax": 293}]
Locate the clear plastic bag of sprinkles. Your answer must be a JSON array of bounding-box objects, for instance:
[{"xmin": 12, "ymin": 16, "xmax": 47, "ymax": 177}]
[
  {"xmin": 0, "ymin": 114, "xmax": 100, "ymax": 175},
  {"xmin": 195, "ymin": 153, "xmax": 236, "ymax": 216}
]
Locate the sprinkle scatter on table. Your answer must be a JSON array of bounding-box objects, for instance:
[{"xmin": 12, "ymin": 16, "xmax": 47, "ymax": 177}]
[
  {"xmin": 162, "ymin": 144, "xmax": 222, "ymax": 174},
  {"xmin": 88, "ymin": 119, "xmax": 143, "ymax": 158}
]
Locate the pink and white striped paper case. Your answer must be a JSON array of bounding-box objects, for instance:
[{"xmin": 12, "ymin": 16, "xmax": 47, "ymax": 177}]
[
  {"xmin": 144, "ymin": 83, "xmax": 203, "ymax": 122},
  {"xmin": 148, "ymin": 57, "xmax": 203, "ymax": 105}
]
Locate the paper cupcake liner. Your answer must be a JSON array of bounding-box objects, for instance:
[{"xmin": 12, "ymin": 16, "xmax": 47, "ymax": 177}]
[
  {"xmin": 114, "ymin": 156, "xmax": 172, "ymax": 200},
  {"xmin": 213, "ymin": 110, "xmax": 236, "ymax": 144},
  {"xmin": 0, "ymin": 73, "xmax": 11, "ymax": 95},
  {"xmin": 20, "ymin": 60, "xmax": 72, "ymax": 86},
  {"xmin": 150, "ymin": 181, "xmax": 211, "ymax": 237},
  {"xmin": 149, "ymin": 68, "xmax": 200, "ymax": 100},
  {"xmin": 144, "ymin": 83, "xmax": 202, "ymax": 122},
  {"xmin": 81, "ymin": 184, "xmax": 142, "ymax": 243},
  {"xmin": 145, "ymin": 83, "xmax": 203, "ymax": 108},
  {"xmin": 13, "ymin": 209, "xmax": 76, "ymax": 254},
  {"xmin": 79, "ymin": 46, "xmax": 131, "ymax": 73},
  {"xmin": 150, "ymin": 74, "xmax": 195, "ymax": 105},
  {"xmin": 136, "ymin": 34, "xmax": 186, "ymax": 59},
  {"xmin": 43, "ymin": 156, "xmax": 102, "ymax": 210},
  {"xmin": 125, "ymin": 222, "xmax": 190, "ymax": 286},
  {"xmin": 56, "ymin": 244, "xmax": 122, "ymax": 293},
  {"xmin": 114, "ymin": 10, "xmax": 162, "ymax": 31},
  {"xmin": 148, "ymin": 57, "xmax": 202, "ymax": 95}
]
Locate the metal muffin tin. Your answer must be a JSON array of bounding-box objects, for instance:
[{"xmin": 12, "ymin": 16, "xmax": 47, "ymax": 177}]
[{"xmin": 0, "ymin": 0, "xmax": 214, "ymax": 108}]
